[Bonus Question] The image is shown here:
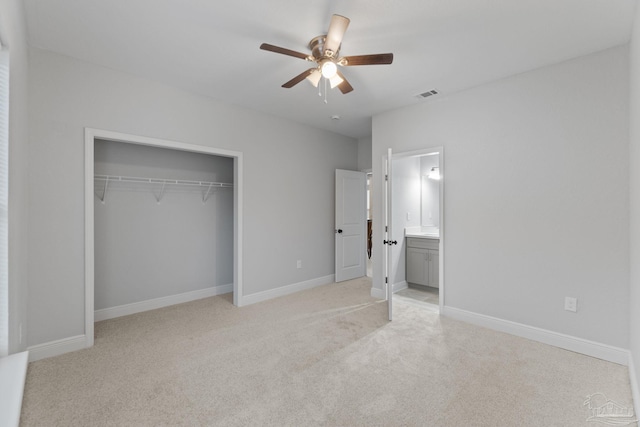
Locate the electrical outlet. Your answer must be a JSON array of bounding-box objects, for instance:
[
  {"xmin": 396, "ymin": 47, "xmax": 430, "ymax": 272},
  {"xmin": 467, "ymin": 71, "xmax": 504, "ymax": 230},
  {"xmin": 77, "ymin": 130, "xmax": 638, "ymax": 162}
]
[
  {"xmin": 564, "ymin": 297, "xmax": 577, "ymax": 312},
  {"xmin": 407, "ymin": 212, "xmax": 411, "ymax": 221},
  {"xmin": 297, "ymin": 260, "xmax": 302, "ymax": 269}
]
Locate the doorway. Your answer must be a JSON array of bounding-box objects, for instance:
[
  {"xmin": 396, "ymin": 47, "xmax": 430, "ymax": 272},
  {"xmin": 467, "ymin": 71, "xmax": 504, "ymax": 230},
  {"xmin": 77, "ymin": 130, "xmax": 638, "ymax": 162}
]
[
  {"xmin": 84, "ymin": 128, "xmax": 243, "ymax": 348},
  {"xmin": 385, "ymin": 147, "xmax": 444, "ymax": 316}
]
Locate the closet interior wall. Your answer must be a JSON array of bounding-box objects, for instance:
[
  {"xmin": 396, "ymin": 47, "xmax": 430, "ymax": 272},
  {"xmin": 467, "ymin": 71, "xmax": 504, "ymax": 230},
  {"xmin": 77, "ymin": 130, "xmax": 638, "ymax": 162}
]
[{"xmin": 94, "ymin": 139, "xmax": 234, "ymax": 312}]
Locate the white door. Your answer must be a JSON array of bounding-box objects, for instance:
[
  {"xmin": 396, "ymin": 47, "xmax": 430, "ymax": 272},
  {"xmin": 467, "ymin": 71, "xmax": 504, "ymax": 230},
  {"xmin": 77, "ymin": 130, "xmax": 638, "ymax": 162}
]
[
  {"xmin": 335, "ymin": 169, "xmax": 366, "ymax": 282},
  {"xmin": 384, "ymin": 148, "xmax": 395, "ymax": 321}
]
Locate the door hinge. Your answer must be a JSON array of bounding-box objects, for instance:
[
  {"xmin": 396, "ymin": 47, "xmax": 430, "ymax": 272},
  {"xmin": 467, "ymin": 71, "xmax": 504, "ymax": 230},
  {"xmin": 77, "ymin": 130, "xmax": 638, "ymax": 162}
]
[
  {"xmin": 385, "ymin": 226, "xmax": 388, "ymax": 232},
  {"xmin": 385, "ymin": 277, "xmax": 388, "ymax": 284},
  {"xmin": 385, "ymin": 174, "xmax": 388, "ymax": 181}
]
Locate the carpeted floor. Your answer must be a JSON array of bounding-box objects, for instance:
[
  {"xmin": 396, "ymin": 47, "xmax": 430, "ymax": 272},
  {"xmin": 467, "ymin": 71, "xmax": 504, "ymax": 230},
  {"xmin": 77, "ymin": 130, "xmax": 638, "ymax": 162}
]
[{"xmin": 21, "ymin": 277, "xmax": 636, "ymax": 426}]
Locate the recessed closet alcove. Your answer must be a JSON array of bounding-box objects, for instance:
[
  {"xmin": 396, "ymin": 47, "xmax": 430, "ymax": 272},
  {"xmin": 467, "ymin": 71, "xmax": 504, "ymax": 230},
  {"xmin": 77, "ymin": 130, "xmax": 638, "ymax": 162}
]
[{"xmin": 92, "ymin": 139, "xmax": 235, "ymax": 321}]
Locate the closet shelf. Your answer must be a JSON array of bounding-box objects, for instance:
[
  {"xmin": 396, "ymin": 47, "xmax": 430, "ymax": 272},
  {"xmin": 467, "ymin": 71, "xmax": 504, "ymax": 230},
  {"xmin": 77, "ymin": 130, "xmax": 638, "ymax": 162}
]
[{"xmin": 94, "ymin": 174, "xmax": 233, "ymax": 204}]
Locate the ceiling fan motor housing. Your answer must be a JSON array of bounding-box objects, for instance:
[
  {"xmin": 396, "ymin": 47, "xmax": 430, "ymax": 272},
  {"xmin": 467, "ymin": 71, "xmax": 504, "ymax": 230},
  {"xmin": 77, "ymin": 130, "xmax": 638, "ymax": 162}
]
[{"xmin": 308, "ymin": 35, "xmax": 339, "ymax": 60}]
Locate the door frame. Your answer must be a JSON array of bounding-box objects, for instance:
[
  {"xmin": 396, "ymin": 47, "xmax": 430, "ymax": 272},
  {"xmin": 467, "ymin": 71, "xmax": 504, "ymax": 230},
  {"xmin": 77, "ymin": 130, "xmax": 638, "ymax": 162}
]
[
  {"xmin": 386, "ymin": 146, "xmax": 444, "ymax": 311},
  {"xmin": 84, "ymin": 128, "xmax": 243, "ymax": 347}
]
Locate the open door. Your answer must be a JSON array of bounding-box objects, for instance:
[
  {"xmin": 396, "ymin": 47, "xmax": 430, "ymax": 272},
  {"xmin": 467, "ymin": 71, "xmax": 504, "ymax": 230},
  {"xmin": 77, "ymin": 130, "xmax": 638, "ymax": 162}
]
[
  {"xmin": 335, "ymin": 169, "xmax": 366, "ymax": 282},
  {"xmin": 383, "ymin": 148, "xmax": 396, "ymax": 321}
]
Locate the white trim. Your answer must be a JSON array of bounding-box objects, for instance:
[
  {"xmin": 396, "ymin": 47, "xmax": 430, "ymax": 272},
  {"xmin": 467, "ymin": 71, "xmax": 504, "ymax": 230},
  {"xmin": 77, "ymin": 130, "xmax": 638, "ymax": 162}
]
[
  {"xmin": 393, "ymin": 280, "xmax": 408, "ymax": 292},
  {"xmin": 84, "ymin": 128, "xmax": 244, "ymax": 349},
  {"xmin": 27, "ymin": 335, "xmax": 86, "ymax": 362},
  {"xmin": 85, "ymin": 134, "xmax": 95, "ymax": 347},
  {"xmin": 240, "ymin": 275, "xmax": 334, "ymax": 306},
  {"xmin": 629, "ymin": 353, "xmax": 640, "ymax": 419},
  {"xmin": 94, "ymin": 284, "xmax": 233, "ymax": 321},
  {"xmin": 442, "ymin": 306, "xmax": 629, "ymax": 365},
  {"xmin": 371, "ymin": 287, "xmax": 385, "ymax": 299},
  {"xmin": 0, "ymin": 351, "xmax": 28, "ymax": 427},
  {"xmin": 233, "ymin": 155, "xmax": 243, "ymax": 307}
]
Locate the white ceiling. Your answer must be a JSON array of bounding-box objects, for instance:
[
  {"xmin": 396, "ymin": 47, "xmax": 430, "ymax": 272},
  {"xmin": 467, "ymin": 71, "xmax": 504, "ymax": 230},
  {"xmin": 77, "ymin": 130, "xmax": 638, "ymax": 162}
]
[{"xmin": 23, "ymin": 0, "xmax": 637, "ymax": 139}]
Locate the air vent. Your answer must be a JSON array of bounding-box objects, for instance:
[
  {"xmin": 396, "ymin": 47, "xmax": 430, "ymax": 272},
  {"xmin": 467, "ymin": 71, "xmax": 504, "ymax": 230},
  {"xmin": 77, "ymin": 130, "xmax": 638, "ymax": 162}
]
[{"xmin": 416, "ymin": 89, "xmax": 439, "ymax": 99}]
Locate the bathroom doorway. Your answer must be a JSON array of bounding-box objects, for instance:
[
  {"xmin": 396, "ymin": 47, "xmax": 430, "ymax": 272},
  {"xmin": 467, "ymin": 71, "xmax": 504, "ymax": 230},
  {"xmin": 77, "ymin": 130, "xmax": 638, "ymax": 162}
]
[{"xmin": 389, "ymin": 148, "xmax": 443, "ymax": 312}]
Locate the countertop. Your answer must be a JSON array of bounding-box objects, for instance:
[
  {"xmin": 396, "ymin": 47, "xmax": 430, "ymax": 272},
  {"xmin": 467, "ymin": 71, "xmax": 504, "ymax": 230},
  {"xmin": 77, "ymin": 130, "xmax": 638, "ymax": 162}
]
[
  {"xmin": 405, "ymin": 232, "xmax": 440, "ymax": 239},
  {"xmin": 405, "ymin": 226, "xmax": 439, "ymax": 239}
]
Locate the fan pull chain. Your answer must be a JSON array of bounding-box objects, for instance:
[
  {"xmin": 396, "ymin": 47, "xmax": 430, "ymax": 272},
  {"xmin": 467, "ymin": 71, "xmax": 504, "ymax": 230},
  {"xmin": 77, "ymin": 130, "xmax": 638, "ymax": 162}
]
[{"xmin": 324, "ymin": 78, "xmax": 328, "ymax": 104}]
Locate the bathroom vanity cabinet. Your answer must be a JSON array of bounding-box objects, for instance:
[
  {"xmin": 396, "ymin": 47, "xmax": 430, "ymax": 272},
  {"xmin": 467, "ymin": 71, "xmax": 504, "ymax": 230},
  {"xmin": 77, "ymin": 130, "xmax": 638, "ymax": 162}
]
[{"xmin": 406, "ymin": 237, "xmax": 439, "ymax": 288}]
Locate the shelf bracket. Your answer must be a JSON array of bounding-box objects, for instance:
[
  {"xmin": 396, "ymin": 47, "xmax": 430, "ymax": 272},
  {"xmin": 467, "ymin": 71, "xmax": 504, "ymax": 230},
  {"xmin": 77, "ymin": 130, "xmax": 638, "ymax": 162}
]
[
  {"xmin": 99, "ymin": 176, "xmax": 109, "ymax": 204},
  {"xmin": 154, "ymin": 181, "xmax": 167, "ymax": 204},
  {"xmin": 202, "ymin": 183, "xmax": 218, "ymax": 204}
]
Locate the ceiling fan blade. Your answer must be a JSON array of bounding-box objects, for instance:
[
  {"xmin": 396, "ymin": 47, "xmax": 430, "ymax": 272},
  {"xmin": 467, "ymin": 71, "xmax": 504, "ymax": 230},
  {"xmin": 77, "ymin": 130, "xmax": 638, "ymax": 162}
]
[
  {"xmin": 336, "ymin": 71, "xmax": 353, "ymax": 94},
  {"xmin": 324, "ymin": 14, "xmax": 350, "ymax": 56},
  {"xmin": 282, "ymin": 68, "xmax": 316, "ymax": 88},
  {"xmin": 260, "ymin": 43, "xmax": 309, "ymax": 60},
  {"xmin": 341, "ymin": 53, "xmax": 394, "ymax": 66}
]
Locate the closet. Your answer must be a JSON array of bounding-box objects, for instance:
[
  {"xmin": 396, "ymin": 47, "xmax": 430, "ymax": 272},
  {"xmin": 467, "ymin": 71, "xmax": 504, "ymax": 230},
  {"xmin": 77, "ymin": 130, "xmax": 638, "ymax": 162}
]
[{"xmin": 93, "ymin": 139, "xmax": 234, "ymax": 319}]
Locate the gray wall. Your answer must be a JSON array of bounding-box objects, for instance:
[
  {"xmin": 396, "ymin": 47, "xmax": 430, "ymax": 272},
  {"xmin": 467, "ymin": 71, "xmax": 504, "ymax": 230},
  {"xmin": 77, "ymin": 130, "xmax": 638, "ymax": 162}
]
[
  {"xmin": 0, "ymin": 0, "xmax": 29, "ymax": 354},
  {"xmin": 629, "ymin": 3, "xmax": 640, "ymax": 411},
  {"xmin": 94, "ymin": 140, "xmax": 233, "ymax": 310},
  {"xmin": 358, "ymin": 136, "xmax": 372, "ymax": 171},
  {"xmin": 420, "ymin": 155, "xmax": 440, "ymax": 227},
  {"xmin": 27, "ymin": 48, "xmax": 358, "ymax": 346},
  {"xmin": 373, "ymin": 46, "xmax": 629, "ymax": 348}
]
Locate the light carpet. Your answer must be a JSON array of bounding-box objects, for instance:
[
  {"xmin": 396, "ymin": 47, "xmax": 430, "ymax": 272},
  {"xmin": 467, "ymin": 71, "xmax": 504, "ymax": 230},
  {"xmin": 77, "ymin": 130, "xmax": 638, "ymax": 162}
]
[{"xmin": 20, "ymin": 277, "xmax": 636, "ymax": 426}]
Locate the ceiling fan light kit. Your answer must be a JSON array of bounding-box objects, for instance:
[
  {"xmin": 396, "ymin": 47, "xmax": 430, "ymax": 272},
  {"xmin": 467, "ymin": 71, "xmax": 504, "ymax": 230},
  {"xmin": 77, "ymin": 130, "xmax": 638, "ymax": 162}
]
[
  {"xmin": 321, "ymin": 60, "xmax": 338, "ymax": 79},
  {"xmin": 260, "ymin": 14, "xmax": 394, "ymax": 96}
]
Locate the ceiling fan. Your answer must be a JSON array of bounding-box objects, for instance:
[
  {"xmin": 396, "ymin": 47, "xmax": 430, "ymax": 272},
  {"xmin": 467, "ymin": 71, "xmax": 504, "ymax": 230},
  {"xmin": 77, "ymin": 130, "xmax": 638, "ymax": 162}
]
[{"xmin": 260, "ymin": 14, "xmax": 393, "ymax": 94}]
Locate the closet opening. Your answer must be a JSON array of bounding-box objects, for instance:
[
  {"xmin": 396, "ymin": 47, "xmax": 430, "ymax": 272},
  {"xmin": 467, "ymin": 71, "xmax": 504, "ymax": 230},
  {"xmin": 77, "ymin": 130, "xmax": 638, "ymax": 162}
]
[{"xmin": 84, "ymin": 128, "xmax": 243, "ymax": 348}]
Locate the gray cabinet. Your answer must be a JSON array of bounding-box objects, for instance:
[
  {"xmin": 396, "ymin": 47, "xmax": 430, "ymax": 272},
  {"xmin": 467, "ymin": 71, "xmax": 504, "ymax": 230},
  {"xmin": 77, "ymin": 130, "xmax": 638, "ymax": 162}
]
[{"xmin": 406, "ymin": 237, "xmax": 439, "ymax": 288}]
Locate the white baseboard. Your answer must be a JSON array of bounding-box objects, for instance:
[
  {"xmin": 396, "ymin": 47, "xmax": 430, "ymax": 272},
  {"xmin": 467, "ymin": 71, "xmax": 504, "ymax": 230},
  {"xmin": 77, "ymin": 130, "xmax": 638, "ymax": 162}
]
[
  {"xmin": 0, "ymin": 351, "xmax": 29, "ymax": 427},
  {"xmin": 95, "ymin": 284, "xmax": 233, "ymax": 321},
  {"xmin": 27, "ymin": 335, "xmax": 86, "ymax": 362},
  {"xmin": 371, "ymin": 286, "xmax": 385, "ymax": 299},
  {"xmin": 629, "ymin": 352, "xmax": 640, "ymax": 418},
  {"xmin": 393, "ymin": 281, "xmax": 408, "ymax": 292},
  {"xmin": 240, "ymin": 275, "xmax": 334, "ymax": 306},
  {"xmin": 370, "ymin": 281, "xmax": 407, "ymax": 299},
  {"xmin": 441, "ymin": 306, "xmax": 629, "ymax": 365}
]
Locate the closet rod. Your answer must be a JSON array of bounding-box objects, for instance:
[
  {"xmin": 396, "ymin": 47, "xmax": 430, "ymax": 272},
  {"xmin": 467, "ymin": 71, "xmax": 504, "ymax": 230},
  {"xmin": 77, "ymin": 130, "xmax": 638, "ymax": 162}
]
[
  {"xmin": 94, "ymin": 174, "xmax": 233, "ymax": 204},
  {"xmin": 94, "ymin": 174, "xmax": 233, "ymax": 188}
]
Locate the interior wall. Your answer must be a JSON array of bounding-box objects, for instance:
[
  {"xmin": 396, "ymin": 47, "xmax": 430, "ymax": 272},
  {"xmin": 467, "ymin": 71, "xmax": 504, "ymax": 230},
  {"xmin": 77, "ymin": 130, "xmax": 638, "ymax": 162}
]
[
  {"xmin": 0, "ymin": 0, "xmax": 29, "ymax": 354},
  {"xmin": 94, "ymin": 140, "xmax": 233, "ymax": 310},
  {"xmin": 629, "ymin": 0, "xmax": 640, "ymax": 410},
  {"xmin": 358, "ymin": 136, "xmax": 372, "ymax": 171},
  {"xmin": 27, "ymin": 48, "xmax": 358, "ymax": 347},
  {"xmin": 372, "ymin": 46, "xmax": 630, "ymax": 348},
  {"xmin": 420, "ymin": 156, "xmax": 440, "ymax": 227}
]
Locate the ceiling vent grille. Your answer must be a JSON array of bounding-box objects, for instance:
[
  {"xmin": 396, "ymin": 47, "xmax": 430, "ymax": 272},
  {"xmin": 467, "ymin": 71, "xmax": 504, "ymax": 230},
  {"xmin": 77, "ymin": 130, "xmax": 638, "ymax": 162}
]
[{"xmin": 416, "ymin": 89, "xmax": 439, "ymax": 99}]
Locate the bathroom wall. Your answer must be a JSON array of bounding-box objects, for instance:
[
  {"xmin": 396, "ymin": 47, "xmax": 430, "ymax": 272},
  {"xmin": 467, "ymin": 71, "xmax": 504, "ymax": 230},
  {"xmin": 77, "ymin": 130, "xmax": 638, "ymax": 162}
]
[{"xmin": 420, "ymin": 155, "xmax": 440, "ymax": 228}]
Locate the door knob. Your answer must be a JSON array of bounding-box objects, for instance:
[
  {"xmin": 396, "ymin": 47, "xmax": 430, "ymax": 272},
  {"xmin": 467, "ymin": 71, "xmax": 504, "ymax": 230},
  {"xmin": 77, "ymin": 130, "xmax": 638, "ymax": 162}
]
[{"xmin": 336, "ymin": 229, "xmax": 343, "ymax": 234}]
